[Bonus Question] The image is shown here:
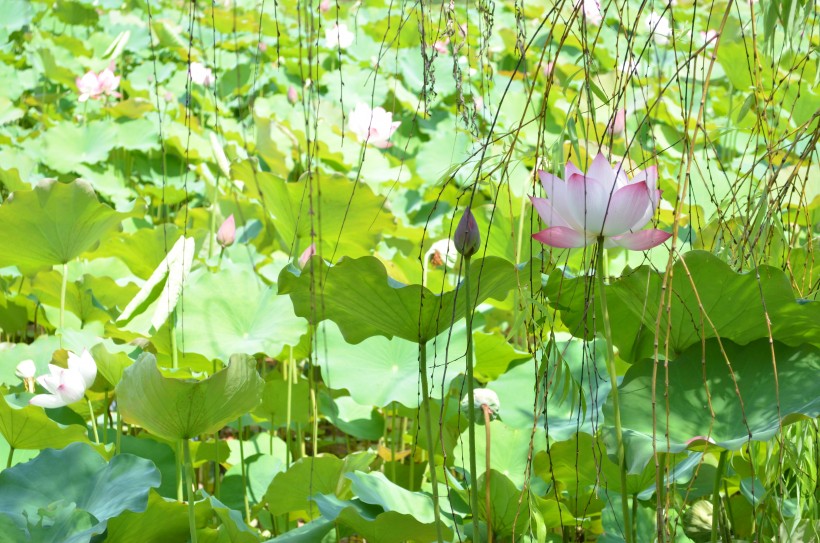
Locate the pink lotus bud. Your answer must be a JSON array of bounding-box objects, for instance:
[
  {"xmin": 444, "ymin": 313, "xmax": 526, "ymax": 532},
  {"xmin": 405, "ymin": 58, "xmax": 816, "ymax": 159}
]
[
  {"xmin": 258, "ymin": 42, "xmax": 268, "ymax": 52},
  {"xmin": 542, "ymin": 61, "xmax": 555, "ymax": 77},
  {"xmin": 163, "ymin": 91, "xmax": 175, "ymax": 103},
  {"xmin": 298, "ymin": 243, "xmax": 316, "ymax": 268},
  {"xmin": 319, "ymin": 0, "xmax": 330, "ymax": 12},
  {"xmin": 217, "ymin": 214, "xmax": 236, "ymax": 248},
  {"xmin": 287, "ymin": 85, "xmax": 298, "ymax": 104},
  {"xmin": 606, "ymin": 108, "xmax": 626, "ymax": 135},
  {"xmin": 454, "ymin": 208, "xmax": 481, "ymax": 258}
]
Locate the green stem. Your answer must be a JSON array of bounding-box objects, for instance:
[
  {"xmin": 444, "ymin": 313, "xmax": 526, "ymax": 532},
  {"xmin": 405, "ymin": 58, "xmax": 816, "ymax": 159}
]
[
  {"xmin": 103, "ymin": 390, "xmax": 109, "ymax": 445},
  {"xmin": 116, "ymin": 404, "xmax": 122, "ymax": 455},
  {"xmin": 60, "ymin": 263, "xmax": 68, "ymax": 331},
  {"xmin": 464, "ymin": 257, "xmax": 481, "ymax": 538},
  {"xmin": 182, "ymin": 439, "xmax": 198, "ymax": 543},
  {"xmin": 238, "ymin": 417, "xmax": 250, "ymax": 524},
  {"xmin": 711, "ymin": 451, "xmax": 728, "ymax": 543},
  {"xmin": 286, "ymin": 350, "xmax": 294, "ymax": 467},
  {"xmin": 176, "ymin": 441, "xmax": 183, "ymax": 501},
  {"xmin": 170, "ymin": 310, "xmax": 179, "ymax": 370},
  {"xmin": 6, "ymin": 446, "xmax": 13, "ymax": 469},
  {"xmin": 419, "ymin": 343, "xmax": 444, "ymax": 543},
  {"xmin": 86, "ymin": 396, "xmax": 99, "ymax": 444},
  {"xmin": 595, "ymin": 238, "xmax": 632, "ymax": 543}
]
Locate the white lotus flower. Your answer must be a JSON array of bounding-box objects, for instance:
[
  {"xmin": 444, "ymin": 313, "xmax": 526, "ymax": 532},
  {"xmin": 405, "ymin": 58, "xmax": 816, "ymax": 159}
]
[
  {"xmin": 30, "ymin": 350, "xmax": 97, "ymax": 409},
  {"xmin": 462, "ymin": 388, "xmax": 501, "ymax": 418},
  {"xmin": 348, "ymin": 102, "xmax": 401, "ymax": 148},
  {"xmin": 425, "ymin": 239, "xmax": 458, "ymax": 269},
  {"xmin": 325, "ymin": 23, "xmax": 354, "ymax": 49},
  {"xmin": 189, "ymin": 62, "xmax": 214, "ymax": 86},
  {"xmin": 646, "ymin": 12, "xmax": 672, "ymax": 45},
  {"xmin": 15, "ymin": 359, "xmax": 36, "ymax": 380}
]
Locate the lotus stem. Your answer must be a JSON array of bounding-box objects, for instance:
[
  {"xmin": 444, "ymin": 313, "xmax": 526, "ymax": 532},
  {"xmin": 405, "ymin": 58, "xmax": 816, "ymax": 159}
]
[
  {"xmin": 286, "ymin": 348, "xmax": 294, "ymax": 467},
  {"xmin": 419, "ymin": 343, "xmax": 444, "ymax": 543},
  {"xmin": 483, "ymin": 404, "xmax": 493, "ymax": 543},
  {"xmin": 86, "ymin": 396, "xmax": 99, "ymax": 444},
  {"xmin": 595, "ymin": 237, "xmax": 632, "ymax": 543},
  {"xmin": 463, "ymin": 256, "xmax": 481, "ymax": 539},
  {"xmin": 103, "ymin": 390, "xmax": 109, "ymax": 444},
  {"xmin": 116, "ymin": 404, "xmax": 122, "ymax": 455},
  {"xmin": 170, "ymin": 310, "xmax": 179, "ymax": 370},
  {"xmin": 6, "ymin": 446, "xmax": 13, "ymax": 469},
  {"xmin": 711, "ymin": 450, "xmax": 728, "ymax": 543},
  {"xmin": 182, "ymin": 439, "xmax": 198, "ymax": 543},
  {"xmin": 238, "ymin": 416, "xmax": 250, "ymax": 524},
  {"xmin": 60, "ymin": 263, "xmax": 68, "ymax": 332}
]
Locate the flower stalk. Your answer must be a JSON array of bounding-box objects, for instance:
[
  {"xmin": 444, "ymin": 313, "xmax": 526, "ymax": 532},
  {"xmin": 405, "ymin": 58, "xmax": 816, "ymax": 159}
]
[
  {"xmin": 595, "ymin": 237, "xmax": 632, "ymax": 543},
  {"xmin": 418, "ymin": 344, "xmax": 444, "ymax": 543},
  {"xmin": 182, "ymin": 438, "xmax": 198, "ymax": 543},
  {"xmin": 463, "ymin": 256, "xmax": 481, "ymax": 539}
]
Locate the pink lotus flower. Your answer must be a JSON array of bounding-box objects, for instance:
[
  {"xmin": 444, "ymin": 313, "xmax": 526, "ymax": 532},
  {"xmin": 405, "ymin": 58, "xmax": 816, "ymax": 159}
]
[
  {"xmin": 30, "ymin": 349, "xmax": 97, "ymax": 408},
  {"xmin": 432, "ymin": 37, "xmax": 450, "ymax": 54},
  {"xmin": 646, "ymin": 12, "xmax": 672, "ymax": 45},
  {"xmin": 606, "ymin": 108, "xmax": 626, "ymax": 135},
  {"xmin": 531, "ymin": 154, "xmax": 671, "ymax": 250},
  {"xmin": 76, "ymin": 66, "xmax": 121, "ymax": 102},
  {"xmin": 189, "ymin": 62, "xmax": 214, "ymax": 86},
  {"xmin": 319, "ymin": 0, "xmax": 330, "ymax": 12},
  {"xmin": 349, "ymin": 102, "xmax": 401, "ymax": 148},
  {"xmin": 542, "ymin": 61, "xmax": 555, "ymax": 77},
  {"xmin": 287, "ymin": 85, "xmax": 298, "ymax": 104},
  {"xmin": 217, "ymin": 214, "xmax": 236, "ymax": 248}
]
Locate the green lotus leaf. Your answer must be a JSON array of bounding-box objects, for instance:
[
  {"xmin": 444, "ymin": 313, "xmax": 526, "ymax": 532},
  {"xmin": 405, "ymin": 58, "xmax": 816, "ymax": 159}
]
[
  {"xmin": 39, "ymin": 121, "xmax": 118, "ymax": 173},
  {"xmin": 178, "ymin": 266, "xmax": 308, "ymax": 362},
  {"xmin": 314, "ymin": 321, "xmax": 470, "ymax": 408},
  {"xmin": 0, "ymin": 179, "xmax": 131, "ymax": 275},
  {"xmin": 279, "ymin": 255, "xmax": 516, "ymax": 343},
  {"xmin": 0, "ymin": 394, "xmax": 91, "ymax": 451},
  {"xmin": 115, "ymin": 353, "xmax": 264, "ymax": 441},
  {"xmin": 546, "ymin": 250, "xmax": 820, "ymax": 362},
  {"xmin": 234, "ymin": 163, "xmax": 397, "ymax": 259},
  {"xmin": 611, "ymin": 339, "xmax": 820, "ymax": 472},
  {"xmin": 0, "ymin": 442, "xmax": 159, "ymax": 542},
  {"xmin": 265, "ymin": 451, "xmax": 376, "ymax": 518},
  {"xmin": 312, "ymin": 471, "xmax": 453, "ymax": 543}
]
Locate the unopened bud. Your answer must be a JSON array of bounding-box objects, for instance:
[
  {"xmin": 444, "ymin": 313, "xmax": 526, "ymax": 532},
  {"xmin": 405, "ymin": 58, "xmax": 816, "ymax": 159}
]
[
  {"xmin": 454, "ymin": 208, "xmax": 481, "ymax": 258},
  {"xmin": 16, "ymin": 359, "xmax": 36, "ymax": 393},
  {"xmin": 319, "ymin": 0, "xmax": 330, "ymax": 12},
  {"xmin": 217, "ymin": 214, "xmax": 236, "ymax": 248},
  {"xmin": 462, "ymin": 388, "xmax": 500, "ymax": 419},
  {"xmin": 298, "ymin": 243, "xmax": 316, "ymax": 269},
  {"xmin": 287, "ymin": 85, "xmax": 298, "ymax": 104}
]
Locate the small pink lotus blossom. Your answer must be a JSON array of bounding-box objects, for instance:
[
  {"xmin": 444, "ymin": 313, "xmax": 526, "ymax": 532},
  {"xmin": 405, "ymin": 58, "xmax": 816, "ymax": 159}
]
[
  {"xmin": 217, "ymin": 214, "xmax": 236, "ymax": 248},
  {"xmin": 96, "ymin": 67, "xmax": 121, "ymax": 97},
  {"xmin": 287, "ymin": 85, "xmax": 298, "ymax": 104},
  {"xmin": 473, "ymin": 95, "xmax": 484, "ymax": 110},
  {"xmin": 531, "ymin": 154, "xmax": 671, "ymax": 250},
  {"xmin": 30, "ymin": 350, "xmax": 97, "ymax": 409},
  {"xmin": 698, "ymin": 30, "xmax": 718, "ymax": 49},
  {"xmin": 258, "ymin": 42, "xmax": 268, "ymax": 52},
  {"xmin": 298, "ymin": 243, "xmax": 316, "ymax": 269},
  {"xmin": 606, "ymin": 108, "xmax": 627, "ymax": 135},
  {"xmin": 349, "ymin": 102, "xmax": 401, "ymax": 148},
  {"xmin": 454, "ymin": 208, "xmax": 481, "ymax": 258},
  {"xmin": 432, "ymin": 37, "xmax": 449, "ymax": 54},
  {"xmin": 76, "ymin": 66, "xmax": 121, "ymax": 102},
  {"xmin": 542, "ymin": 61, "xmax": 555, "ymax": 77},
  {"xmin": 325, "ymin": 22, "xmax": 354, "ymax": 49},
  {"xmin": 577, "ymin": 0, "xmax": 602, "ymax": 25},
  {"xmin": 163, "ymin": 91, "xmax": 175, "ymax": 103},
  {"xmin": 319, "ymin": 0, "xmax": 330, "ymax": 12},
  {"xmin": 189, "ymin": 62, "xmax": 215, "ymax": 86}
]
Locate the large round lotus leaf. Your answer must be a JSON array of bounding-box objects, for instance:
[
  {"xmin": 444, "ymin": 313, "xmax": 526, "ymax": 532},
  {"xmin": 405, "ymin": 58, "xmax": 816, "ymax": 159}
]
[
  {"xmin": 0, "ymin": 179, "xmax": 130, "ymax": 274},
  {"xmin": 312, "ymin": 471, "xmax": 453, "ymax": 543},
  {"xmin": 314, "ymin": 321, "xmax": 470, "ymax": 408},
  {"xmin": 39, "ymin": 121, "xmax": 118, "ymax": 173},
  {"xmin": 116, "ymin": 353, "xmax": 264, "ymax": 441},
  {"xmin": 546, "ymin": 250, "xmax": 820, "ymax": 362},
  {"xmin": 179, "ymin": 266, "xmax": 308, "ymax": 361},
  {"xmin": 490, "ymin": 336, "xmax": 610, "ymax": 441},
  {"xmin": 279, "ymin": 255, "xmax": 516, "ymax": 343},
  {"xmin": 0, "ymin": 442, "xmax": 159, "ymax": 542},
  {"xmin": 611, "ymin": 339, "xmax": 820, "ymax": 472},
  {"xmin": 0, "ymin": 394, "xmax": 91, "ymax": 451},
  {"xmin": 454, "ymin": 420, "xmax": 546, "ymax": 489},
  {"xmin": 234, "ymin": 163, "xmax": 396, "ymax": 258}
]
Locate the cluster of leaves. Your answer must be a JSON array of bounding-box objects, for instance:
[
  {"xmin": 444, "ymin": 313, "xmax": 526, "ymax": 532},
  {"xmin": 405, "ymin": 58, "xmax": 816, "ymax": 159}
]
[{"xmin": 0, "ymin": 0, "xmax": 817, "ymax": 542}]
